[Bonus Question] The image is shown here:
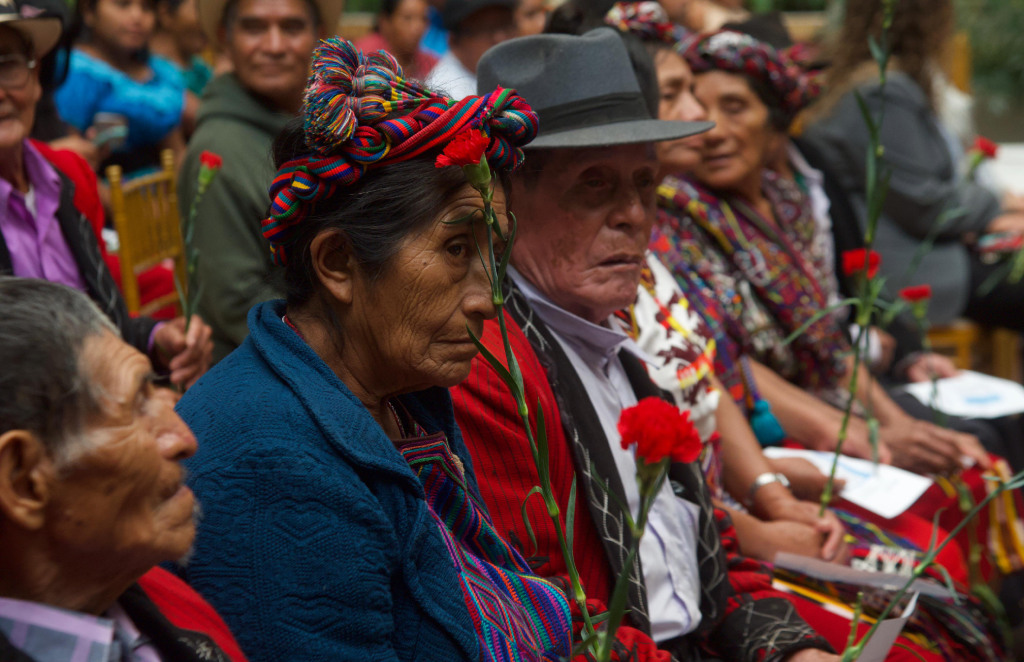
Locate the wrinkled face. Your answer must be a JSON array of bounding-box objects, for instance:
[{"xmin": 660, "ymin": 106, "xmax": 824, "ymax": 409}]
[
  {"xmin": 158, "ymin": 0, "xmax": 207, "ymax": 57},
  {"xmin": 379, "ymin": 0, "xmax": 429, "ymax": 56},
  {"xmin": 46, "ymin": 332, "xmax": 198, "ymax": 573},
  {"xmin": 85, "ymin": 0, "xmax": 157, "ymax": 54},
  {"xmin": 223, "ymin": 0, "xmax": 319, "ymax": 110},
  {"xmin": 653, "ymin": 49, "xmax": 707, "ymax": 176},
  {"xmin": 0, "ymin": 27, "xmax": 40, "ymax": 153},
  {"xmin": 514, "ymin": 0, "xmax": 547, "ymax": 36},
  {"xmin": 348, "ymin": 184, "xmax": 507, "ymax": 390},
  {"xmin": 451, "ymin": 6, "xmax": 516, "ymax": 74},
  {"xmin": 511, "ymin": 144, "xmax": 659, "ymax": 323},
  {"xmin": 692, "ymin": 70, "xmax": 781, "ymax": 195}
]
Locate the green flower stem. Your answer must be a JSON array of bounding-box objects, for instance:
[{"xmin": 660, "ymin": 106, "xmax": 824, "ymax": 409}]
[
  {"xmin": 841, "ymin": 473, "xmax": 1024, "ymax": 661},
  {"xmin": 596, "ymin": 463, "xmax": 667, "ymax": 662},
  {"xmin": 467, "ymin": 168, "xmax": 597, "ymax": 643}
]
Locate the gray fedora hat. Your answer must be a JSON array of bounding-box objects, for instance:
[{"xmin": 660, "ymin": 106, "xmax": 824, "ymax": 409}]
[{"xmin": 476, "ymin": 28, "xmax": 712, "ymax": 149}]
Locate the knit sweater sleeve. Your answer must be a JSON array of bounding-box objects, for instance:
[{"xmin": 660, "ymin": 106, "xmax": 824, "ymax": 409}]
[{"xmin": 181, "ymin": 450, "xmax": 405, "ymax": 662}]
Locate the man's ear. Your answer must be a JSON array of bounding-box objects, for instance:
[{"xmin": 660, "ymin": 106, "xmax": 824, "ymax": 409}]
[
  {"xmin": 309, "ymin": 229, "xmax": 357, "ymax": 306},
  {"xmin": 0, "ymin": 430, "xmax": 53, "ymax": 531}
]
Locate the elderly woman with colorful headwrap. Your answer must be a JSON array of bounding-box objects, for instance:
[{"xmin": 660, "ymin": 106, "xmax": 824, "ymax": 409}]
[
  {"xmin": 603, "ymin": 10, "xmax": 1011, "ymax": 661},
  {"xmin": 172, "ymin": 38, "xmax": 571, "ymax": 661},
  {"xmin": 649, "ymin": 27, "xmax": 1024, "ymax": 620}
]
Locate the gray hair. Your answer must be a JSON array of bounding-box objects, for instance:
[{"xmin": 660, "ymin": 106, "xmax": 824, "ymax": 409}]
[{"xmin": 0, "ymin": 278, "xmax": 117, "ymax": 466}]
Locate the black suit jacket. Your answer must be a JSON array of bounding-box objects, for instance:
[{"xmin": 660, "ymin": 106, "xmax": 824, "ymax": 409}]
[{"xmin": 0, "ymin": 170, "xmax": 157, "ymax": 353}]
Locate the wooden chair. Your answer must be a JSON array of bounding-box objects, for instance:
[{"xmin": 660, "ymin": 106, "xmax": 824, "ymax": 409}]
[
  {"xmin": 106, "ymin": 149, "xmax": 187, "ymax": 317},
  {"xmin": 928, "ymin": 320, "xmax": 1022, "ymax": 382}
]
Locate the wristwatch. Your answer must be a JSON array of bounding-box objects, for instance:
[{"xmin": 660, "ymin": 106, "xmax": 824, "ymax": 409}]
[{"xmin": 745, "ymin": 472, "xmax": 790, "ymax": 509}]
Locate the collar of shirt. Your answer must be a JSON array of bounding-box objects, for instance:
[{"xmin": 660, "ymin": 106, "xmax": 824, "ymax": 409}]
[
  {"xmin": 0, "ymin": 140, "xmax": 62, "ymax": 211},
  {"xmin": 0, "ymin": 596, "xmax": 161, "ymax": 662},
  {"xmin": 507, "ymin": 266, "xmax": 657, "ymax": 372}
]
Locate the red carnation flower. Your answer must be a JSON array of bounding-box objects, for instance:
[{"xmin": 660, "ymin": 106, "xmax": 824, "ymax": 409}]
[
  {"xmin": 436, "ymin": 129, "xmax": 490, "ymax": 168},
  {"xmin": 841, "ymin": 248, "xmax": 880, "ymax": 279},
  {"xmin": 899, "ymin": 284, "xmax": 932, "ymax": 303},
  {"xmin": 199, "ymin": 150, "xmax": 223, "ymax": 170},
  {"xmin": 973, "ymin": 136, "xmax": 998, "ymax": 160},
  {"xmin": 618, "ymin": 397, "xmax": 702, "ymax": 465}
]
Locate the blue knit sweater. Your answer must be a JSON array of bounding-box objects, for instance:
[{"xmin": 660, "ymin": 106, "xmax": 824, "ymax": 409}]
[{"xmin": 176, "ymin": 300, "xmax": 484, "ymax": 661}]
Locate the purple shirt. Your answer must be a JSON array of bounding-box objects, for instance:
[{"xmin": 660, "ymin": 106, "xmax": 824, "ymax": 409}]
[{"xmin": 0, "ymin": 140, "xmax": 88, "ymax": 291}]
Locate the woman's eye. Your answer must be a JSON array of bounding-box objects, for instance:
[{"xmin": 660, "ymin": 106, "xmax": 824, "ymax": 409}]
[{"xmin": 447, "ymin": 243, "xmax": 467, "ymax": 258}]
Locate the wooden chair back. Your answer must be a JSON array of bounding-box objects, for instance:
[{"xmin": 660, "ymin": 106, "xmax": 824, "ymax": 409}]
[{"xmin": 106, "ymin": 149, "xmax": 186, "ymax": 317}]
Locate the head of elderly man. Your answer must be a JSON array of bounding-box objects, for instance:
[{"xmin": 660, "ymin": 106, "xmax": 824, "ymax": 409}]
[
  {"xmin": 477, "ymin": 28, "xmax": 711, "ymax": 323},
  {"xmin": 0, "ymin": 278, "xmax": 197, "ymax": 615}
]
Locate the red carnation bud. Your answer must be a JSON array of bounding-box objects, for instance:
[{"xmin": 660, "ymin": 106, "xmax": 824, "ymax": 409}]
[
  {"xmin": 618, "ymin": 397, "xmax": 702, "ymax": 465},
  {"xmin": 899, "ymin": 284, "xmax": 932, "ymax": 303},
  {"xmin": 973, "ymin": 136, "xmax": 998, "ymax": 160},
  {"xmin": 841, "ymin": 248, "xmax": 880, "ymax": 280},
  {"xmin": 199, "ymin": 150, "xmax": 223, "ymax": 170},
  {"xmin": 435, "ymin": 129, "xmax": 490, "ymax": 168}
]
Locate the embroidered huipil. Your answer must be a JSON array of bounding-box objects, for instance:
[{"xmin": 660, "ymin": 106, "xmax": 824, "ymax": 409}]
[
  {"xmin": 510, "ymin": 268, "xmax": 703, "ymax": 643},
  {"xmin": 397, "ymin": 428, "xmax": 571, "ymax": 662}
]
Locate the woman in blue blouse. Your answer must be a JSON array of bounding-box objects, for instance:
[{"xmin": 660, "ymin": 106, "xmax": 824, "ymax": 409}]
[
  {"xmin": 173, "ymin": 39, "xmax": 572, "ymax": 661},
  {"xmin": 55, "ymin": 0, "xmax": 185, "ymax": 176}
]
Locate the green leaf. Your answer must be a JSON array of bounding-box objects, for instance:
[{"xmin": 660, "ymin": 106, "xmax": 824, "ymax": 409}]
[
  {"xmin": 520, "ymin": 486, "xmax": 543, "ymax": 557},
  {"xmin": 891, "ymin": 642, "xmax": 928, "ymax": 662},
  {"xmin": 566, "ymin": 475, "xmax": 578, "ymax": 556},
  {"xmin": 932, "ymin": 563, "xmax": 962, "ymax": 605},
  {"xmin": 782, "ymin": 298, "xmax": 861, "ymax": 344},
  {"xmin": 468, "ymin": 326, "xmax": 523, "ymax": 403}
]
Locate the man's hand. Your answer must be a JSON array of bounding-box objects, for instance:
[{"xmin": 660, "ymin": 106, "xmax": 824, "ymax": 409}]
[
  {"xmin": 905, "ymin": 352, "xmax": 959, "ymax": 383},
  {"xmin": 153, "ymin": 315, "xmax": 213, "ymax": 388},
  {"xmin": 783, "ymin": 650, "xmax": 840, "ymax": 662},
  {"xmin": 768, "ymin": 456, "xmax": 846, "ymax": 502},
  {"xmin": 881, "ymin": 414, "xmax": 990, "ymax": 475}
]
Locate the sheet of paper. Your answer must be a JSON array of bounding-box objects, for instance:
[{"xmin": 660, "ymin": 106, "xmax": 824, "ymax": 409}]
[
  {"xmin": 856, "ymin": 592, "xmax": 919, "ymax": 662},
  {"xmin": 899, "ymin": 370, "xmax": 1024, "ymax": 419},
  {"xmin": 763, "ymin": 448, "xmax": 933, "ymax": 519}
]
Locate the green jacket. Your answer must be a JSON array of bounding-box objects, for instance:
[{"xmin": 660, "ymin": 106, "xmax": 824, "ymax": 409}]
[{"xmin": 179, "ymin": 73, "xmax": 292, "ymax": 363}]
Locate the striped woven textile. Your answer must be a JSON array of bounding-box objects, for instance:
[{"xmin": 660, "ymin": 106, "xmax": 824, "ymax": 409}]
[
  {"xmin": 398, "ymin": 433, "xmax": 571, "ymax": 662},
  {"xmin": 262, "ymin": 37, "xmax": 539, "ymax": 266}
]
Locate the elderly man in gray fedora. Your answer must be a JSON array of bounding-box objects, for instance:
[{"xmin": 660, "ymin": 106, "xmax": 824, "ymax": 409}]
[{"xmin": 451, "ymin": 28, "xmax": 839, "ymax": 662}]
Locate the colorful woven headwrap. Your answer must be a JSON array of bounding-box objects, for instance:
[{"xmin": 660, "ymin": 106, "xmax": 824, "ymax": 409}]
[
  {"xmin": 263, "ymin": 37, "xmax": 539, "ymax": 265},
  {"xmin": 604, "ymin": 1, "xmax": 692, "ymax": 47},
  {"xmin": 681, "ymin": 30, "xmax": 819, "ymax": 127}
]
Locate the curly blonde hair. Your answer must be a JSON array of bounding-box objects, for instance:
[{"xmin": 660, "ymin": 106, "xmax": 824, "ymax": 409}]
[{"xmin": 814, "ymin": 0, "xmax": 955, "ymax": 116}]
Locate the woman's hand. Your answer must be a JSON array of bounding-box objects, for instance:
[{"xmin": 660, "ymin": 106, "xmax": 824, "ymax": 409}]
[
  {"xmin": 743, "ymin": 517, "xmax": 848, "ymax": 565},
  {"xmin": 153, "ymin": 315, "xmax": 214, "ymax": 388},
  {"xmin": 881, "ymin": 413, "xmax": 990, "ymax": 475},
  {"xmin": 904, "ymin": 352, "xmax": 959, "ymax": 382},
  {"xmin": 767, "ymin": 456, "xmax": 846, "ymax": 502},
  {"xmin": 758, "ymin": 494, "xmax": 850, "ymax": 564},
  {"xmin": 985, "ymin": 212, "xmax": 1024, "ymax": 234}
]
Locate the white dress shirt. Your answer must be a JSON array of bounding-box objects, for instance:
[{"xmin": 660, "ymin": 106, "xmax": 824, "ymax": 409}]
[
  {"xmin": 425, "ymin": 51, "xmax": 477, "ymax": 99},
  {"xmin": 511, "ymin": 268, "xmax": 703, "ymax": 641}
]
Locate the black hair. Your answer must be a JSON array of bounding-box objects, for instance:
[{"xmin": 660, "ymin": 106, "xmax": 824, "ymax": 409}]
[
  {"xmin": 271, "ymin": 119, "xmax": 511, "ymax": 307},
  {"xmin": 738, "ymin": 73, "xmax": 790, "ymax": 132}
]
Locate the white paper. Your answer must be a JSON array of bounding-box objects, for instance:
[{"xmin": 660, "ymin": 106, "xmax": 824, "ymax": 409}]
[
  {"xmin": 900, "ymin": 370, "xmax": 1024, "ymax": 419},
  {"xmin": 772, "ymin": 554, "xmax": 932, "ymax": 661},
  {"xmin": 855, "ymin": 592, "xmax": 918, "ymax": 662},
  {"xmin": 763, "ymin": 447, "xmax": 933, "ymax": 519}
]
